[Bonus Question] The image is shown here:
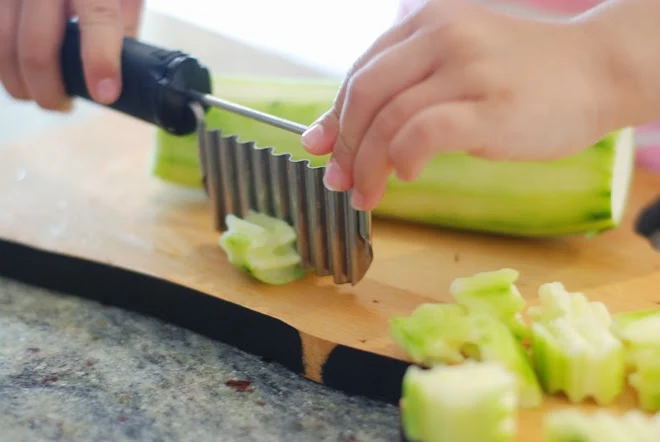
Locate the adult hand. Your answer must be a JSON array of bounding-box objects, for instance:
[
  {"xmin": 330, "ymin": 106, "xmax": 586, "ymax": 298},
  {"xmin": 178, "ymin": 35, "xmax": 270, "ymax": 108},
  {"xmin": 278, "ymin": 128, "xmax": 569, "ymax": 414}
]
[
  {"xmin": 301, "ymin": 0, "xmax": 615, "ymax": 211},
  {"xmin": 0, "ymin": 0, "xmax": 144, "ymax": 111}
]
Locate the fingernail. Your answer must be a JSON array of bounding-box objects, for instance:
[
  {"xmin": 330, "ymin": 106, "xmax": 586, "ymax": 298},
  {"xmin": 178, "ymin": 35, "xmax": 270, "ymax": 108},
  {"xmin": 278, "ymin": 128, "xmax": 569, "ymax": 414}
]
[
  {"xmin": 302, "ymin": 123, "xmax": 325, "ymax": 152},
  {"xmin": 323, "ymin": 158, "xmax": 343, "ymax": 191},
  {"xmin": 59, "ymin": 99, "xmax": 74, "ymax": 113},
  {"xmin": 395, "ymin": 161, "xmax": 424, "ymax": 182},
  {"xmin": 96, "ymin": 78, "xmax": 119, "ymax": 104},
  {"xmin": 351, "ymin": 190, "xmax": 367, "ymax": 211}
]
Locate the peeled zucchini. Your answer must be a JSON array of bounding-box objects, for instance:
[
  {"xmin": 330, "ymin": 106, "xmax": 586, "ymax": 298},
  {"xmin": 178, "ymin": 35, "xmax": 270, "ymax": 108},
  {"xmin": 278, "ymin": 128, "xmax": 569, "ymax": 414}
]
[
  {"xmin": 528, "ymin": 282, "xmax": 626, "ymax": 405},
  {"xmin": 628, "ymin": 347, "xmax": 660, "ymax": 412},
  {"xmin": 450, "ymin": 268, "xmax": 529, "ymax": 341},
  {"xmin": 391, "ymin": 269, "xmax": 660, "ymax": 441},
  {"xmin": 543, "ymin": 409, "xmax": 660, "ymax": 441},
  {"xmin": 150, "ymin": 75, "xmax": 636, "ymax": 238},
  {"xmin": 219, "ymin": 211, "xmax": 307, "ymax": 285},
  {"xmin": 611, "ymin": 308, "xmax": 660, "ymax": 348},
  {"xmin": 389, "ymin": 302, "xmax": 543, "ymax": 408},
  {"xmin": 611, "ymin": 308, "xmax": 660, "ymax": 411},
  {"xmin": 401, "ymin": 362, "xmax": 518, "ymax": 442},
  {"xmin": 389, "ymin": 304, "xmax": 475, "ymax": 366}
]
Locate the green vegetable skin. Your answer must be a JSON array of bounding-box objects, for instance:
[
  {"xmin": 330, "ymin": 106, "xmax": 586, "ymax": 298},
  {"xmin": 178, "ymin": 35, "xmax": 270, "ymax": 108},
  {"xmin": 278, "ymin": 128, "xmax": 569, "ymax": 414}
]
[
  {"xmin": 401, "ymin": 362, "xmax": 518, "ymax": 442},
  {"xmin": 219, "ymin": 211, "xmax": 307, "ymax": 285},
  {"xmin": 543, "ymin": 409, "xmax": 660, "ymax": 441},
  {"xmin": 151, "ymin": 75, "xmax": 636, "ymax": 237}
]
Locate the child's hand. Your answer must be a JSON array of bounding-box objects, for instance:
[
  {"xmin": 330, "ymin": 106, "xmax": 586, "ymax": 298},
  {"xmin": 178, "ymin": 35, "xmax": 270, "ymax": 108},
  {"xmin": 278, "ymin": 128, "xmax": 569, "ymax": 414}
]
[
  {"xmin": 301, "ymin": 0, "xmax": 614, "ymax": 211},
  {"xmin": 0, "ymin": 0, "xmax": 144, "ymax": 111}
]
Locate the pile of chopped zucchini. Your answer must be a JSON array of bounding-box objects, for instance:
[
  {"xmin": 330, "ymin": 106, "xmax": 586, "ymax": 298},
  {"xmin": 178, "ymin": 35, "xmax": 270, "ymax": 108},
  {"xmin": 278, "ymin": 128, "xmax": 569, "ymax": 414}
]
[
  {"xmin": 392, "ymin": 268, "xmax": 660, "ymax": 442},
  {"xmin": 390, "ymin": 271, "xmax": 544, "ymax": 409}
]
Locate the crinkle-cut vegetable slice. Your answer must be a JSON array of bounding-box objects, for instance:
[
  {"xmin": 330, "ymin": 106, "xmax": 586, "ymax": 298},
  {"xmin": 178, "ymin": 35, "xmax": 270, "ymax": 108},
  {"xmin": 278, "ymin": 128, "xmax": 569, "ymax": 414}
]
[
  {"xmin": 389, "ymin": 304, "xmax": 543, "ymax": 408},
  {"xmin": 450, "ymin": 268, "xmax": 529, "ymax": 341},
  {"xmin": 611, "ymin": 307, "xmax": 660, "ymax": 348},
  {"xmin": 219, "ymin": 211, "xmax": 307, "ymax": 285},
  {"xmin": 609, "ymin": 308, "xmax": 660, "ymax": 411},
  {"xmin": 528, "ymin": 282, "xmax": 626, "ymax": 405},
  {"xmin": 543, "ymin": 409, "xmax": 660, "ymax": 442},
  {"xmin": 528, "ymin": 282, "xmax": 612, "ymax": 325},
  {"xmin": 469, "ymin": 313, "xmax": 543, "ymax": 408},
  {"xmin": 150, "ymin": 75, "xmax": 636, "ymax": 238},
  {"xmin": 401, "ymin": 362, "xmax": 518, "ymax": 442},
  {"xmin": 627, "ymin": 347, "xmax": 660, "ymax": 412},
  {"xmin": 389, "ymin": 303, "xmax": 474, "ymax": 366},
  {"xmin": 242, "ymin": 211, "xmax": 298, "ymax": 246}
]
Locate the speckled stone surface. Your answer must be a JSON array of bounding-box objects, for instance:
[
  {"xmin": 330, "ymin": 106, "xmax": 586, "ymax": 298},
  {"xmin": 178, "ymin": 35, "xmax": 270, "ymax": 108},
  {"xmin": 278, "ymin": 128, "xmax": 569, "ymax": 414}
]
[{"xmin": 0, "ymin": 276, "xmax": 400, "ymax": 442}]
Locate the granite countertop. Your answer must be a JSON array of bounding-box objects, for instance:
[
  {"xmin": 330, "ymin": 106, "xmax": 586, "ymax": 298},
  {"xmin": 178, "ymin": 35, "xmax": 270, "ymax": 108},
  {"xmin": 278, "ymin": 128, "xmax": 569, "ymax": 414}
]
[{"xmin": 0, "ymin": 276, "xmax": 400, "ymax": 442}]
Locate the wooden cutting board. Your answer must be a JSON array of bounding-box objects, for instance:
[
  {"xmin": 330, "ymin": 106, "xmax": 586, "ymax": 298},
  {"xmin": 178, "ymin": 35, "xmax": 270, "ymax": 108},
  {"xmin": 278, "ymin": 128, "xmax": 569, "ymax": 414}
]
[{"xmin": 2, "ymin": 109, "xmax": 660, "ymax": 440}]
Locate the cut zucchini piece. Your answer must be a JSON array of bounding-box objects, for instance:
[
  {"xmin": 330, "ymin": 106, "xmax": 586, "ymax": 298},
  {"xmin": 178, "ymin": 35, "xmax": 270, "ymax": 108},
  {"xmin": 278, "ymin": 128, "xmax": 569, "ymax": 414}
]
[
  {"xmin": 469, "ymin": 313, "xmax": 543, "ymax": 408},
  {"xmin": 543, "ymin": 409, "xmax": 660, "ymax": 441},
  {"xmin": 628, "ymin": 347, "xmax": 660, "ymax": 412},
  {"xmin": 389, "ymin": 303, "xmax": 475, "ymax": 366},
  {"xmin": 150, "ymin": 75, "xmax": 636, "ymax": 238},
  {"xmin": 219, "ymin": 211, "xmax": 307, "ymax": 285},
  {"xmin": 528, "ymin": 282, "xmax": 626, "ymax": 405},
  {"xmin": 450, "ymin": 268, "xmax": 529, "ymax": 341},
  {"xmin": 611, "ymin": 307, "xmax": 660, "ymax": 348},
  {"xmin": 389, "ymin": 304, "xmax": 543, "ymax": 408},
  {"xmin": 401, "ymin": 362, "xmax": 518, "ymax": 442},
  {"xmin": 610, "ymin": 308, "xmax": 660, "ymax": 411}
]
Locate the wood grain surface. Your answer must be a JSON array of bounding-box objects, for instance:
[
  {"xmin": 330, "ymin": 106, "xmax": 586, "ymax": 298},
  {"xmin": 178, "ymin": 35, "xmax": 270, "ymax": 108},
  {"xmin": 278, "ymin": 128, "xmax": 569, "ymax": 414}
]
[{"xmin": 2, "ymin": 109, "xmax": 660, "ymax": 440}]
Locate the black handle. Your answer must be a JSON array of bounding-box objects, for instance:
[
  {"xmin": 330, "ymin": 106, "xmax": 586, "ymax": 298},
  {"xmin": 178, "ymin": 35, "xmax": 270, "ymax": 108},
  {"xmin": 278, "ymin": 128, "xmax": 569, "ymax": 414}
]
[{"xmin": 60, "ymin": 20, "xmax": 213, "ymax": 135}]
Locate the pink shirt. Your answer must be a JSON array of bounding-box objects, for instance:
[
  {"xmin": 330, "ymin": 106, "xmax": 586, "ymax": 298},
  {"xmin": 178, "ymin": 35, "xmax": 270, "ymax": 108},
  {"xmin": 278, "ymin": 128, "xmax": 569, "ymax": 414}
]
[
  {"xmin": 396, "ymin": 0, "xmax": 660, "ymax": 172},
  {"xmin": 398, "ymin": 0, "xmax": 601, "ymax": 16}
]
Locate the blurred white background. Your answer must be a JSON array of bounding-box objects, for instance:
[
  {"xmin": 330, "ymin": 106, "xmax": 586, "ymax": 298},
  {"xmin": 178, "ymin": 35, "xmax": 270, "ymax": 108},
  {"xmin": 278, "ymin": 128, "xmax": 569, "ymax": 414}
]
[
  {"xmin": 144, "ymin": 0, "xmax": 401, "ymax": 76},
  {"xmin": 0, "ymin": 0, "xmax": 579, "ymax": 147},
  {"xmin": 1, "ymin": 0, "xmax": 402, "ymax": 145}
]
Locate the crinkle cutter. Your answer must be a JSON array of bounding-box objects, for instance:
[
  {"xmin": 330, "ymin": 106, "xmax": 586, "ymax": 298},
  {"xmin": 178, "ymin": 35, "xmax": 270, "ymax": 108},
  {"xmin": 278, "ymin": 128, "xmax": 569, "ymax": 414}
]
[{"xmin": 59, "ymin": 20, "xmax": 373, "ymax": 285}]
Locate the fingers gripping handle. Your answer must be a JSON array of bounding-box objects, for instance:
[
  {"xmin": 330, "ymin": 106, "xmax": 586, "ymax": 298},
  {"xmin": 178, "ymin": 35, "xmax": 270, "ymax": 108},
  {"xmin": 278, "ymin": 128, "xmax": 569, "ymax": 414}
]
[{"xmin": 60, "ymin": 20, "xmax": 213, "ymax": 135}]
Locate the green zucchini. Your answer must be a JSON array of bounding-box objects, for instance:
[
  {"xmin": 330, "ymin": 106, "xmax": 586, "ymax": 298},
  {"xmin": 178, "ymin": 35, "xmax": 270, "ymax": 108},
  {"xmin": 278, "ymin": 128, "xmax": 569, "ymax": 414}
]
[
  {"xmin": 543, "ymin": 409, "xmax": 660, "ymax": 441},
  {"xmin": 401, "ymin": 362, "xmax": 518, "ymax": 442},
  {"xmin": 219, "ymin": 211, "xmax": 307, "ymax": 285},
  {"xmin": 450, "ymin": 268, "xmax": 529, "ymax": 341},
  {"xmin": 389, "ymin": 301, "xmax": 543, "ymax": 408},
  {"xmin": 611, "ymin": 308, "xmax": 660, "ymax": 411},
  {"xmin": 528, "ymin": 282, "xmax": 626, "ymax": 405},
  {"xmin": 150, "ymin": 75, "xmax": 635, "ymax": 237}
]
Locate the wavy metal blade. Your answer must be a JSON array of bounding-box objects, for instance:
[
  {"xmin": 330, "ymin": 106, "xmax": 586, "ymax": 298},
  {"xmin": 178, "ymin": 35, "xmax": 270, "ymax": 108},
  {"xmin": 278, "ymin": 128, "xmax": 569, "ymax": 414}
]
[{"xmin": 192, "ymin": 104, "xmax": 374, "ymax": 285}]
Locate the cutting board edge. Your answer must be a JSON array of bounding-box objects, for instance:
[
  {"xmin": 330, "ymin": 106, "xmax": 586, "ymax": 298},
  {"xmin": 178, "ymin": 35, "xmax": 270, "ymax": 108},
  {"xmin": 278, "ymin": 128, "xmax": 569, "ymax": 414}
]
[
  {"xmin": 0, "ymin": 237, "xmax": 409, "ymax": 405},
  {"xmin": 1, "ymin": 235, "xmax": 650, "ymax": 439}
]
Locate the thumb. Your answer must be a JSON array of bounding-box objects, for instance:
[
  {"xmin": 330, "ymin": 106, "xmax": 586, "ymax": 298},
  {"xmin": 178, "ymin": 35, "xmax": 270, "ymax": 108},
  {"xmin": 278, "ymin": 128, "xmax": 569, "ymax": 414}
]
[
  {"xmin": 72, "ymin": 0, "xmax": 123, "ymax": 105},
  {"xmin": 301, "ymin": 108, "xmax": 340, "ymax": 155}
]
